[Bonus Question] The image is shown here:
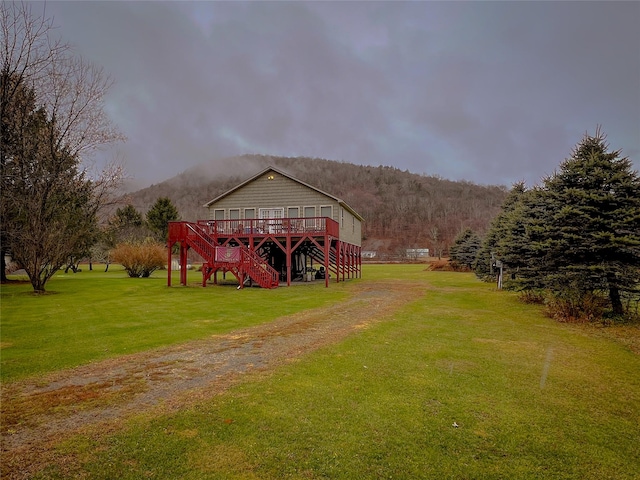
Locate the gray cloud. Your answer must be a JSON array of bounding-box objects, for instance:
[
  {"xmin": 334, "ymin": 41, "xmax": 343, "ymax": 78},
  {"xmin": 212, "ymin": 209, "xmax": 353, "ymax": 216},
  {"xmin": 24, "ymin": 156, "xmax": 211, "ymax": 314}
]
[{"xmin": 41, "ymin": 1, "xmax": 639, "ymax": 187}]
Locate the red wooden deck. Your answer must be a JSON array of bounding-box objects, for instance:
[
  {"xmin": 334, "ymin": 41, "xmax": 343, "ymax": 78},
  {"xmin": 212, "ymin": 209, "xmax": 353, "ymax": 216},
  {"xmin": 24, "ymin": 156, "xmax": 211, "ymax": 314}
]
[{"xmin": 168, "ymin": 218, "xmax": 361, "ymax": 288}]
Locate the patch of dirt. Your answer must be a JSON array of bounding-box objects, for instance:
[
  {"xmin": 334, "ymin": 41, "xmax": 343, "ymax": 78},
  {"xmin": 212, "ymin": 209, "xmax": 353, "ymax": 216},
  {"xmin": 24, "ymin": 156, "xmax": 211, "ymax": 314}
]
[{"xmin": 0, "ymin": 281, "xmax": 425, "ymax": 479}]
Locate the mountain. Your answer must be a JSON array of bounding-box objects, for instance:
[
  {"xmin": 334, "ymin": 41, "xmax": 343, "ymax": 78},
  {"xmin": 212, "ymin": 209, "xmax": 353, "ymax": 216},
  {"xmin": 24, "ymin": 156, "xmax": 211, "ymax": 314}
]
[{"xmin": 120, "ymin": 155, "xmax": 508, "ymax": 257}]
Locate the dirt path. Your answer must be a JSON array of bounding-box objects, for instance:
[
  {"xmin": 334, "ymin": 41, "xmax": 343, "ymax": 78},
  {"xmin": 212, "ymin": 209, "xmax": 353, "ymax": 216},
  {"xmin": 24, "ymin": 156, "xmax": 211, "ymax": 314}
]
[{"xmin": 1, "ymin": 281, "xmax": 425, "ymax": 479}]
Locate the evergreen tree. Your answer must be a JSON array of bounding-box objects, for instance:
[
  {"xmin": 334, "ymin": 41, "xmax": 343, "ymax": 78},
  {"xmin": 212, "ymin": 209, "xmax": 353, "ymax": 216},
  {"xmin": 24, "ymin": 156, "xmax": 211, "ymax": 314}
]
[
  {"xmin": 475, "ymin": 182, "xmax": 528, "ymax": 281},
  {"xmin": 108, "ymin": 204, "xmax": 148, "ymax": 243},
  {"xmin": 146, "ymin": 197, "xmax": 180, "ymax": 243},
  {"xmin": 450, "ymin": 228, "xmax": 482, "ymax": 270},
  {"xmin": 495, "ymin": 186, "xmax": 553, "ymax": 291},
  {"xmin": 536, "ymin": 130, "xmax": 640, "ymax": 315}
]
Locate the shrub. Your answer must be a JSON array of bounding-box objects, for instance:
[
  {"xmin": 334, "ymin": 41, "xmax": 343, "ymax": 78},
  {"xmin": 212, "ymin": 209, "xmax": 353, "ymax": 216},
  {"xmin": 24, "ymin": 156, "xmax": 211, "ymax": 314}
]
[
  {"xmin": 543, "ymin": 290, "xmax": 607, "ymax": 323},
  {"xmin": 519, "ymin": 290, "xmax": 546, "ymax": 304},
  {"xmin": 111, "ymin": 241, "xmax": 166, "ymax": 278},
  {"xmin": 425, "ymin": 259, "xmax": 456, "ymax": 271}
]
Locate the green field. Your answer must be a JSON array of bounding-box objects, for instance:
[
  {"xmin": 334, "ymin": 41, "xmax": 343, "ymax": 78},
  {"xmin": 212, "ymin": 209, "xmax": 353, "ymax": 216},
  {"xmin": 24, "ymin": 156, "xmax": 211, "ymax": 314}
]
[
  {"xmin": 1, "ymin": 265, "xmax": 349, "ymax": 382},
  {"xmin": 2, "ymin": 264, "xmax": 639, "ymax": 479}
]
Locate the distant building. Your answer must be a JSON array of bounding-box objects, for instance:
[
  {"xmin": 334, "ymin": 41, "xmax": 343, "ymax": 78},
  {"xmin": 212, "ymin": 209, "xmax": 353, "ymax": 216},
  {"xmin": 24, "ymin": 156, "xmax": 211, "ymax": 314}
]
[{"xmin": 406, "ymin": 248, "xmax": 430, "ymax": 259}]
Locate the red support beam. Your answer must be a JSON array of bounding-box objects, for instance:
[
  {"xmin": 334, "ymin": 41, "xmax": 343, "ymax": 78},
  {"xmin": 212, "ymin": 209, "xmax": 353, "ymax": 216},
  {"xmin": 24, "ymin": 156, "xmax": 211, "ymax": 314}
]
[
  {"xmin": 325, "ymin": 234, "xmax": 330, "ymax": 288},
  {"xmin": 286, "ymin": 233, "xmax": 291, "ymax": 286},
  {"xmin": 180, "ymin": 243, "xmax": 188, "ymax": 286},
  {"xmin": 167, "ymin": 242, "xmax": 173, "ymax": 287}
]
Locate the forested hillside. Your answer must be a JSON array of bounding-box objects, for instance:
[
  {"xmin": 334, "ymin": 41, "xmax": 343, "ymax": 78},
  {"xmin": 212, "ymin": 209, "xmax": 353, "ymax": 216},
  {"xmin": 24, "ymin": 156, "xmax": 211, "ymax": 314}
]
[{"xmin": 122, "ymin": 155, "xmax": 508, "ymax": 257}]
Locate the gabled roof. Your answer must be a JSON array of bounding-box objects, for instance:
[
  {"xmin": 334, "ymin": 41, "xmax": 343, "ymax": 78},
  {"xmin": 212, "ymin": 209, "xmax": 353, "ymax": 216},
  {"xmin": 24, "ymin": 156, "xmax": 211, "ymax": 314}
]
[{"xmin": 204, "ymin": 166, "xmax": 364, "ymax": 222}]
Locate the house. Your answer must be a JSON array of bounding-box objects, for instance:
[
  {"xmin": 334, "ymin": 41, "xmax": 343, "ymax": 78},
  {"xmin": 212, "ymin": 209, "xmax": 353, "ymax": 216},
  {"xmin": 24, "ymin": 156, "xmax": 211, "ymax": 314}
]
[
  {"xmin": 167, "ymin": 167, "xmax": 363, "ymax": 288},
  {"xmin": 405, "ymin": 248, "xmax": 430, "ymax": 260}
]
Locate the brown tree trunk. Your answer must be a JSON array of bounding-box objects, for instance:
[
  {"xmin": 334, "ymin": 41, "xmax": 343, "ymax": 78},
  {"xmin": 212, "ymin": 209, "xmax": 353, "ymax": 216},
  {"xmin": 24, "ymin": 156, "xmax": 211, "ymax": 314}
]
[
  {"xmin": 609, "ymin": 285, "xmax": 623, "ymax": 316},
  {"xmin": 1, "ymin": 249, "xmax": 7, "ymax": 283}
]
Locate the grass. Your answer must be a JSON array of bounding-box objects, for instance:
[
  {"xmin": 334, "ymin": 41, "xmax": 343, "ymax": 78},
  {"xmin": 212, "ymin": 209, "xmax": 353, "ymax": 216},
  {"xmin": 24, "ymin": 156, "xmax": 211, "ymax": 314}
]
[
  {"xmin": 3, "ymin": 264, "xmax": 640, "ymax": 479},
  {"xmin": 0, "ymin": 265, "xmax": 350, "ymax": 382}
]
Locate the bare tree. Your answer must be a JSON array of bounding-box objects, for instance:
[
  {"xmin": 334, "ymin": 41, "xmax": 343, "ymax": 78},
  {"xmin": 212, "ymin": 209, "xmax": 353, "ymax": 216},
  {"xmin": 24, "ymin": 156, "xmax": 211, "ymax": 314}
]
[
  {"xmin": 1, "ymin": 2, "xmax": 124, "ymax": 290},
  {"xmin": 429, "ymin": 226, "xmax": 444, "ymax": 260}
]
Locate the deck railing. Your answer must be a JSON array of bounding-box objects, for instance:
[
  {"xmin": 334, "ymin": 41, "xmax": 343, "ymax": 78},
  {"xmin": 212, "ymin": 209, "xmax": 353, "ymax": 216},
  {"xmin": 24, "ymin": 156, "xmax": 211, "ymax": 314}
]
[{"xmin": 195, "ymin": 217, "xmax": 339, "ymax": 238}]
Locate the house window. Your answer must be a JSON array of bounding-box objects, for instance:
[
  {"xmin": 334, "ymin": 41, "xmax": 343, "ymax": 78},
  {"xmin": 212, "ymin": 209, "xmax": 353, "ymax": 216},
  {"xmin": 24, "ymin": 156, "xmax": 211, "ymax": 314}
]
[
  {"xmin": 259, "ymin": 208, "xmax": 284, "ymax": 234},
  {"xmin": 244, "ymin": 208, "xmax": 255, "ymax": 219},
  {"xmin": 288, "ymin": 207, "xmax": 299, "ymax": 218},
  {"xmin": 214, "ymin": 209, "xmax": 225, "ymax": 220},
  {"xmin": 340, "ymin": 208, "xmax": 344, "ymax": 227},
  {"xmin": 320, "ymin": 206, "xmax": 332, "ymax": 219},
  {"xmin": 229, "ymin": 209, "xmax": 240, "ymax": 220},
  {"xmin": 260, "ymin": 208, "xmax": 284, "ymax": 220},
  {"xmin": 304, "ymin": 206, "xmax": 316, "ymax": 230}
]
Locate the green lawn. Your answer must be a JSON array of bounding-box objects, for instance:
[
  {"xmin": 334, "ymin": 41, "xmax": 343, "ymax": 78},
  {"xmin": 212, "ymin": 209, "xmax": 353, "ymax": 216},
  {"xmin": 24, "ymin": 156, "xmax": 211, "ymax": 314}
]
[
  {"xmin": 0, "ymin": 265, "xmax": 350, "ymax": 382},
  {"xmin": 2, "ymin": 264, "xmax": 639, "ymax": 479}
]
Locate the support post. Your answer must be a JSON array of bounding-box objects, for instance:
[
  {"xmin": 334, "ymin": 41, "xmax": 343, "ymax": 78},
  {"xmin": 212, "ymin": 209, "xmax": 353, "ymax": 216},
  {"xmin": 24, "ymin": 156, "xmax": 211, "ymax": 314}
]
[
  {"xmin": 286, "ymin": 232, "xmax": 291, "ymax": 286},
  {"xmin": 180, "ymin": 243, "xmax": 188, "ymax": 286},
  {"xmin": 167, "ymin": 242, "xmax": 173, "ymax": 286},
  {"xmin": 324, "ymin": 236, "xmax": 330, "ymax": 288}
]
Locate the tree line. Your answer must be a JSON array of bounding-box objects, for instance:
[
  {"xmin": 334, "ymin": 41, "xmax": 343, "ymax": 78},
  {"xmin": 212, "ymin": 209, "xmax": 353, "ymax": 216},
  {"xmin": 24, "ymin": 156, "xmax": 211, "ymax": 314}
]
[{"xmin": 449, "ymin": 130, "xmax": 640, "ymax": 321}]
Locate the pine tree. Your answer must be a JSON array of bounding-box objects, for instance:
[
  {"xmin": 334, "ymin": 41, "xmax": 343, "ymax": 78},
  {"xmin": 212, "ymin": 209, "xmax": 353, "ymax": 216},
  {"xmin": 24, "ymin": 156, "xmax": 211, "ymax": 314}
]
[
  {"xmin": 475, "ymin": 182, "xmax": 528, "ymax": 281},
  {"xmin": 108, "ymin": 204, "xmax": 148, "ymax": 244},
  {"xmin": 450, "ymin": 228, "xmax": 482, "ymax": 271},
  {"xmin": 537, "ymin": 130, "xmax": 640, "ymax": 315},
  {"xmin": 146, "ymin": 197, "xmax": 180, "ymax": 243}
]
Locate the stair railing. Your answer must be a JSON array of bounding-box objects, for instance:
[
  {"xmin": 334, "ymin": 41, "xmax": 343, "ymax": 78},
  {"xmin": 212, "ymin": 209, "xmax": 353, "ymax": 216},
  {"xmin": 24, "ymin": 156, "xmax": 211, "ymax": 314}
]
[
  {"xmin": 182, "ymin": 222, "xmax": 278, "ymax": 289},
  {"xmin": 241, "ymin": 246, "xmax": 279, "ymax": 288}
]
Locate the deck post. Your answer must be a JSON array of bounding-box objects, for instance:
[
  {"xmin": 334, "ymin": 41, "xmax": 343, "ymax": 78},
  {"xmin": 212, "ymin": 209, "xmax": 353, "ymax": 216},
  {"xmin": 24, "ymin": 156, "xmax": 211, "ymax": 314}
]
[
  {"xmin": 180, "ymin": 243, "xmax": 188, "ymax": 286},
  {"xmin": 346, "ymin": 243, "xmax": 350, "ymax": 280},
  {"xmin": 286, "ymin": 233, "xmax": 291, "ymax": 286},
  {"xmin": 324, "ymin": 235, "xmax": 330, "ymax": 288},
  {"xmin": 167, "ymin": 241, "xmax": 173, "ymax": 286}
]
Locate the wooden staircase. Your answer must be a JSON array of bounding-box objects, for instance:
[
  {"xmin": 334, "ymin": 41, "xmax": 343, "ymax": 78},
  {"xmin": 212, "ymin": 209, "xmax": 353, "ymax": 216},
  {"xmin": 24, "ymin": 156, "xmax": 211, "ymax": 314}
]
[{"xmin": 172, "ymin": 222, "xmax": 279, "ymax": 289}]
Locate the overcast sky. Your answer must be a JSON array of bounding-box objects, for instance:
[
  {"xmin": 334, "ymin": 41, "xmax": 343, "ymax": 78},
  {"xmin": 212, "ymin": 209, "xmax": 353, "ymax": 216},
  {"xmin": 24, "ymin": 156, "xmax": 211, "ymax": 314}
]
[{"xmin": 39, "ymin": 1, "xmax": 639, "ymax": 188}]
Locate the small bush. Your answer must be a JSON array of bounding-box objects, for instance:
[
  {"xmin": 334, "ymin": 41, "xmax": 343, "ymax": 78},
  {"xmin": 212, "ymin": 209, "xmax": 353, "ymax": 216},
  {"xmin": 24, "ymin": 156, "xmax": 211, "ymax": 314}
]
[
  {"xmin": 426, "ymin": 259, "xmax": 456, "ymax": 271},
  {"xmin": 111, "ymin": 241, "xmax": 166, "ymax": 278},
  {"xmin": 519, "ymin": 290, "xmax": 546, "ymax": 304},
  {"xmin": 543, "ymin": 290, "xmax": 607, "ymax": 323}
]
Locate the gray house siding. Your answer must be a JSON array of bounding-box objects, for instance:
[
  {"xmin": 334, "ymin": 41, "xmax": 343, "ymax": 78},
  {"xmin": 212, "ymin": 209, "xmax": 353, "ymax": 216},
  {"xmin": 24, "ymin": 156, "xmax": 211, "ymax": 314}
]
[
  {"xmin": 338, "ymin": 206, "xmax": 362, "ymax": 246},
  {"xmin": 207, "ymin": 171, "xmax": 332, "ymax": 218},
  {"xmin": 205, "ymin": 169, "xmax": 362, "ymax": 247}
]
